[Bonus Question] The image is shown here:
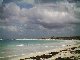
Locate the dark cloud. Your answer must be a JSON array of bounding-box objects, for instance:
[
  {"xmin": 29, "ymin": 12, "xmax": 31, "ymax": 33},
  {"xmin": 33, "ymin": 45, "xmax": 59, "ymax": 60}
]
[
  {"xmin": 2, "ymin": 0, "xmax": 21, "ymax": 4},
  {"xmin": 0, "ymin": 0, "xmax": 80, "ymax": 39},
  {"xmin": 35, "ymin": 0, "xmax": 59, "ymax": 3},
  {"xmin": 34, "ymin": 20, "xmax": 66, "ymax": 29},
  {"xmin": 0, "ymin": 6, "xmax": 3, "ymax": 19},
  {"xmin": 67, "ymin": 0, "xmax": 80, "ymax": 3}
]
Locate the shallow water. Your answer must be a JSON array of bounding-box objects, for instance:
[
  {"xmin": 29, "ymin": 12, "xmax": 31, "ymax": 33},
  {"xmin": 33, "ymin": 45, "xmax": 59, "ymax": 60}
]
[{"xmin": 0, "ymin": 39, "xmax": 76, "ymax": 60}]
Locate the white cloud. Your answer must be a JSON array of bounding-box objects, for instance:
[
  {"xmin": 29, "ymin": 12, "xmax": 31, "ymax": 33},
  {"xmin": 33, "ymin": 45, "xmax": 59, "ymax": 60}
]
[
  {"xmin": 3, "ymin": 2, "xmax": 79, "ymax": 32},
  {"xmin": 0, "ymin": 26, "xmax": 18, "ymax": 32},
  {"xmin": 7, "ymin": 26, "xmax": 18, "ymax": 32},
  {"xmin": 4, "ymin": 2, "xmax": 20, "ymax": 17}
]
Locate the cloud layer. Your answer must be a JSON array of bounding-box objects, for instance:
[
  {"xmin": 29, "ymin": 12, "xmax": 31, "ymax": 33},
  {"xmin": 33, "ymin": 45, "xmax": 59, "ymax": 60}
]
[{"xmin": 0, "ymin": 0, "xmax": 80, "ymax": 38}]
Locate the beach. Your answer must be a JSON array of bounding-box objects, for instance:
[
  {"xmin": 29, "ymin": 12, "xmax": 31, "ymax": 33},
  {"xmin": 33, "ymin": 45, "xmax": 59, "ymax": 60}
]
[{"xmin": 10, "ymin": 40, "xmax": 80, "ymax": 60}]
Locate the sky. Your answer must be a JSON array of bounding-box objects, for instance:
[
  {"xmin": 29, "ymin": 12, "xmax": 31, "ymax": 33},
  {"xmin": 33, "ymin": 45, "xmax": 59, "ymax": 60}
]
[{"xmin": 0, "ymin": 0, "xmax": 80, "ymax": 39}]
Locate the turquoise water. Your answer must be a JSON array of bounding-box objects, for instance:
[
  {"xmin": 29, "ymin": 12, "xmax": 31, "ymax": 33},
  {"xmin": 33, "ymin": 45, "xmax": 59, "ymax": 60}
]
[{"xmin": 0, "ymin": 39, "xmax": 75, "ymax": 60}]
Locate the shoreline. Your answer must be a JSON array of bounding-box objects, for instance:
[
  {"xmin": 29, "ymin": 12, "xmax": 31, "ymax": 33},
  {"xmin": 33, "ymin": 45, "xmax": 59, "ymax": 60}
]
[{"xmin": 11, "ymin": 41, "xmax": 80, "ymax": 60}]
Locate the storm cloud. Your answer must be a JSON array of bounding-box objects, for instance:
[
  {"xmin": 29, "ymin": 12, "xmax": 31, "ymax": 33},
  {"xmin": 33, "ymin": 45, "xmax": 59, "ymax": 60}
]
[{"xmin": 0, "ymin": 0, "xmax": 80, "ymax": 38}]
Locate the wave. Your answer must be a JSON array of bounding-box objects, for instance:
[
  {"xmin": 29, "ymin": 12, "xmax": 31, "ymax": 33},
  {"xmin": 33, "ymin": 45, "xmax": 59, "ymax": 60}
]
[{"xmin": 16, "ymin": 44, "xmax": 24, "ymax": 47}]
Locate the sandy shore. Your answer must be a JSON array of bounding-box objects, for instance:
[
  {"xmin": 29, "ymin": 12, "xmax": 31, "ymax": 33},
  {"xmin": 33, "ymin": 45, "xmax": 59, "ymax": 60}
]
[{"xmin": 12, "ymin": 41, "xmax": 80, "ymax": 60}]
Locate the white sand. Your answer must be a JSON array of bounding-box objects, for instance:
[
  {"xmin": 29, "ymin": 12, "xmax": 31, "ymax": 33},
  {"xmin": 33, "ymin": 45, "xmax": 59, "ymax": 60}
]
[{"xmin": 11, "ymin": 43, "xmax": 78, "ymax": 60}]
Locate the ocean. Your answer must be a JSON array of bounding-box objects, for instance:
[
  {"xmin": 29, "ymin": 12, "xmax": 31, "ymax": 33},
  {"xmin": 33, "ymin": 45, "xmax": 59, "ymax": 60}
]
[{"xmin": 0, "ymin": 39, "xmax": 76, "ymax": 60}]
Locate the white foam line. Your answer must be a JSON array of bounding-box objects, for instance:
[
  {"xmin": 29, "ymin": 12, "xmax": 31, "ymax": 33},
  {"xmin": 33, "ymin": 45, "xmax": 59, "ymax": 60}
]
[
  {"xmin": 22, "ymin": 54, "xmax": 25, "ymax": 56},
  {"xmin": 6, "ymin": 56, "xmax": 13, "ymax": 58},
  {"xmin": 6, "ymin": 55, "xmax": 19, "ymax": 58},
  {"xmin": 16, "ymin": 44, "xmax": 24, "ymax": 47},
  {"xmin": 0, "ymin": 39, "xmax": 3, "ymax": 40}
]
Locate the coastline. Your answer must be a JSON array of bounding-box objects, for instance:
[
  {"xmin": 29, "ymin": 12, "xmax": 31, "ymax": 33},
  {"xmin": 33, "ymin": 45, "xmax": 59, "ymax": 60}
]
[{"xmin": 11, "ymin": 40, "xmax": 80, "ymax": 60}]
